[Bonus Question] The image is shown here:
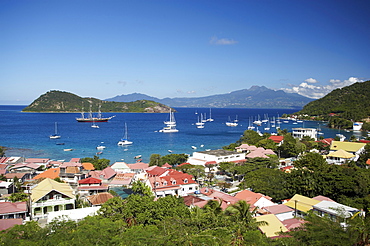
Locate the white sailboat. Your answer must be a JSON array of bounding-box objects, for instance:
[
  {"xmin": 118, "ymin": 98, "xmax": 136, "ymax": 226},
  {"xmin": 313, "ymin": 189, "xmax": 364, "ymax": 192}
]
[
  {"xmin": 118, "ymin": 123, "xmax": 133, "ymax": 145},
  {"xmin": 196, "ymin": 114, "xmax": 205, "ymax": 127},
  {"xmin": 159, "ymin": 110, "xmax": 179, "ymax": 133},
  {"xmin": 226, "ymin": 116, "xmax": 238, "ymax": 127},
  {"xmin": 91, "ymin": 119, "xmax": 99, "ymax": 128},
  {"xmin": 248, "ymin": 117, "xmax": 255, "ymax": 130},
  {"xmin": 206, "ymin": 108, "xmax": 214, "ymax": 122},
  {"xmin": 50, "ymin": 122, "xmax": 61, "ymax": 139}
]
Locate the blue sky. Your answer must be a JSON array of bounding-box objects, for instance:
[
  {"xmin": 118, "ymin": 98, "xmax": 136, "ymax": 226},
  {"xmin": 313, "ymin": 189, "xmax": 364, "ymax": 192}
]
[{"xmin": 1, "ymin": 0, "xmax": 369, "ymax": 104}]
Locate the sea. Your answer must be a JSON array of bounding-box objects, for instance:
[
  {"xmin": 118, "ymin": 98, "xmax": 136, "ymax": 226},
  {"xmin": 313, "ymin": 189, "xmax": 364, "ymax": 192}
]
[{"xmin": 0, "ymin": 105, "xmax": 366, "ymax": 164}]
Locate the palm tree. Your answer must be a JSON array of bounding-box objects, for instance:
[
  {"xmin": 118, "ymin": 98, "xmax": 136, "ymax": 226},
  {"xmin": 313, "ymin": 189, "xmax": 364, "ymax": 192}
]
[{"xmin": 225, "ymin": 200, "xmax": 267, "ymax": 229}]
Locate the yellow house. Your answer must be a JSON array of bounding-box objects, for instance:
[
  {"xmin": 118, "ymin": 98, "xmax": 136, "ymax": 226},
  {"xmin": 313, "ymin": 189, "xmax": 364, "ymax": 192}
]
[
  {"xmin": 284, "ymin": 194, "xmax": 320, "ymax": 216},
  {"xmin": 31, "ymin": 178, "xmax": 75, "ymax": 219},
  {"xmin": 255, "ymin": 214, "xmax": 288, "ymax": 238},
  {"xmin": 329, "ymin": 141, "xmax": 365, "ymax": 162}
]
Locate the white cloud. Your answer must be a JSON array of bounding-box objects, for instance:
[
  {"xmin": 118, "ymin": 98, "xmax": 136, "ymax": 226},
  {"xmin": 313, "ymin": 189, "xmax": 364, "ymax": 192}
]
[
  {"xmin": 282, "ymin": 77, "xmax": 365, "ymax": 99},
  {"xmin": 209, "ymin": 36, "xmax": 238, "ymax": 45},
  {"xmin": 187, "ymin": 90, "xmax": 196, "ymax": 94},
  {"xmin": 304, "ymin": 78, "xmax": 318, "ymax": 83}
]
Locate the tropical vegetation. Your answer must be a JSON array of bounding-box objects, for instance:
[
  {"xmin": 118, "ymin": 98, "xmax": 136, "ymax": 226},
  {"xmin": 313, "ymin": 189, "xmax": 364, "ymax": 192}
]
[
  {"xmin": 293, "ymin": 80, "xmax": 370, "ymax": 130},
  {"xmin": 22, "ymin": 90, "xmax": 172, "ymax": 113}
]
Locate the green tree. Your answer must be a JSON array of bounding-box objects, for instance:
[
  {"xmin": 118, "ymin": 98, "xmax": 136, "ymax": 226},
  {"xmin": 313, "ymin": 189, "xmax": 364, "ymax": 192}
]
[
  {"xmin": 0, "ymin": 146, "xmax": 5, "ymax": 157},
  {"xmin": 149, "ymin": 153, "xmax": 161, "ymax": 166},
  {"xmin": 8, "ymin": 192, "xmax": 28, "ymax": 202},
  {"xmin": 131, "ymin": 180, "xmax": 153, "ymax": 197},
  {"xmin": 81, "ymin": 156, "xmax": 110, "ymax": 170},
  {"xmin": 294, "ymin": 152, "xmax": 328, "ymax": 170}
]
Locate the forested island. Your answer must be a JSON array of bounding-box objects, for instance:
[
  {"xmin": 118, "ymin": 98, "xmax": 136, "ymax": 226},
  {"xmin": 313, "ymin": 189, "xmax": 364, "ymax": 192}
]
[
  {"xmin": 22, "ymin": 90, "xmax": 173, "ymax": 113},
  {"xmin": 293, "ymin": 80, "xmax": 370, "ymax": 131}
]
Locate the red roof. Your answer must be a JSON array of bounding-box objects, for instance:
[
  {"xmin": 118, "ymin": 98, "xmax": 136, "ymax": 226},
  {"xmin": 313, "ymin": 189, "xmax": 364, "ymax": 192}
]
[
  {"xmin": 0, "ymin": 201, "xmax": 27, "ymax": 215},
  {"xmin": 269, "ymin": 136, "xmax": 284, "ymax": 143},
  {"xmin": 162, "ymin": 163, "xmax": 172, "ymax": 168},
  {"xmin": 78, "ymin": 177, "xmax": 102, "ymax": 184},
  {"xmin": 234, "ymin": 189, "xmax": 272, "ymax": 206},
  {"xmin": 366, "ymin": 159, "xmax": 370, "ymax": 165},
  {"xmin": 146, "ymin": 166, "xmax": 168, "ymax": 177}
]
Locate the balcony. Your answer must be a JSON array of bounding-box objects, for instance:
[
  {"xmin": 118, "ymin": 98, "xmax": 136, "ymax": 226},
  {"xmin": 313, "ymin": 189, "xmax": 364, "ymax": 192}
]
[{"xmin": 33, "ymin": 198, "xmax": 74, "ymax": 207}]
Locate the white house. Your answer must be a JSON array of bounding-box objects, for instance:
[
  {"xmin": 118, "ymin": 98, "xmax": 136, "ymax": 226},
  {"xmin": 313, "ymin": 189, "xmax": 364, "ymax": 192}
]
[
  {"xmin": 292, "ymin": 128, "xmax": 317, "ymax": 141},
  {"xmin": 234, "ymin": 189, "xmax": 276, "ymax": 208},
  {"xmin": 187, "ymin": 149, "xmax": 246, "ymax": 166},
  {"xmin": 313, "ymin": 200, "xmax": 363, "ymax": 221},
  {"xmin": 263, "ymin": 204, "xmax": 294, "ymax": 221},
  {"xmin": 31, "ymin": 178, "xmax": 75, "ymax": 219}
]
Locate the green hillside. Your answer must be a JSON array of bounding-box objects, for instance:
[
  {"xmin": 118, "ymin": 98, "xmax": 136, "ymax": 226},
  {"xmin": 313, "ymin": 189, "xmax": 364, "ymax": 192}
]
[
  {"xmin": 295, "ymin": 80, "xmax": 370, "ymax": 130},
  {"xmin": 22, "ymin": 90, "xmax": 172, "ymax": 113}
]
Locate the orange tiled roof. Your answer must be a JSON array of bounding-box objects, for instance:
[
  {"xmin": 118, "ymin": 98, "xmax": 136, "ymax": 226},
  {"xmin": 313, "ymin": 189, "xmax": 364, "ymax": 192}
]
[
  {"xmin": 34, "ymin": 168, "xmax": 60, "ymax": 179},
  {"xmin": 234, "ymin": 189, "xmax": 272, "ymax": 205},
  {"xmin": 82, "ymin": 163, "xmax": 95, "ymax": 170}
]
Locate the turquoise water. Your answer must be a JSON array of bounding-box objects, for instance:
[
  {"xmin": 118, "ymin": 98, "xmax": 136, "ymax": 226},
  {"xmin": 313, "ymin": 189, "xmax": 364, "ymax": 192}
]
[{"xmin": 0, "ymin": 106, "xmax": 365, "ymax": 163}]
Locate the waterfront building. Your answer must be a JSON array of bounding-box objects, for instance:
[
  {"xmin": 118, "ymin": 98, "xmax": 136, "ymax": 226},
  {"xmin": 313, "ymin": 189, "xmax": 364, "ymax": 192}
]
[{"xmin": 291, "ymin": 128, "xmax": 317, "ymax": 141}]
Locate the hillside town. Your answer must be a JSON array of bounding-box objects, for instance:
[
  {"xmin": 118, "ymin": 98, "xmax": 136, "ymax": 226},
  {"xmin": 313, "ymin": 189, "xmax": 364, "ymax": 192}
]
[{"xmin": 1, "ymin": 125, "xmax": 369, "ymax": 243}]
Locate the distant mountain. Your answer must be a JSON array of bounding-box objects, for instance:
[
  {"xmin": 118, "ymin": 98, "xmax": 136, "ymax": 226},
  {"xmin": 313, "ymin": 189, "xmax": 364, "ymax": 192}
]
[
  {"xmin": 22, "ymin": 90, "xmax": 172, "ymax": 113},
  {"xmin": 106, "ymin": 86, "xmax": 313, "ymax": 109},
  {"xmin": 296, "ymin": 80, "xmax": 370, "ymax": 121}
]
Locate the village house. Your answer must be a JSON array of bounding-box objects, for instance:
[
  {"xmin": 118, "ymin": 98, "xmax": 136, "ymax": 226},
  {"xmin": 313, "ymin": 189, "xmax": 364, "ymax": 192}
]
[
  {"xmin": 24, "ymin": 158, "xmax": 51, "ymax": 167},
  {"xmin": 291, "ymin": 127, "xmax": 317, "ymax": 141},
  {"xmin": 110, "ymin": 162, "xmax": 131, "ymax": 173},
  {"xmin": 255, "ymin": 214, "xmax": 289, "ymax": 238},
  {"xmin": 109, "ymin": 173, "xmax": 135, "ymax": 187},
  {"xmin": 59, "ymin": 162, "xmax": 85, "ymax": 185},
  {"xmin": 9, "ymin": 163, "xmax": 40, "ymax": 174},
  {"xmin": 262, "ymin": 204, "xmax": 294, "ymax": 221},
  {"xmin": 327, "ymin": 141, "xmax": 366, "ymax": 164},
  {"xmin": 187, "ymin": 149, "xmax": 246, "ymax": 166},
  {"xmin": 312, "ymin": 200, "xmax": 364, "ymax": 221},
  {"xmin": 88, "ymin": 166, "xmax": 116, "ymax": 183},
  {"xmin": 34, "ymin": 168, "xmax": 60, "ymax": 180},
  {"xmin": 77, "ymin": 177, "xmax": 108, "ymax": 197},
  {"xmin": 146, "ymin": 166, "xmax": 199, "ymax": 197},
  {"xmin": 0, "ymin": 181, "xmax": 14, "ymax": 196},
  {"xmin": 0, "ymin": 201, "xmax": 28, "ymax": 220},
  {"xmin": 234, "ymin": 189, "xmax": 275, "ymax": 208},
  {"xmin": 30, "ymin": 178, "xmax": 75, "ymax": 219},
  {"xmin": 5, "ymin": 172, "xmax": 31, "ymax": 183},
  {"xmin": 86, "ymin": 192, "xmax": 114, "ymax": 207}
]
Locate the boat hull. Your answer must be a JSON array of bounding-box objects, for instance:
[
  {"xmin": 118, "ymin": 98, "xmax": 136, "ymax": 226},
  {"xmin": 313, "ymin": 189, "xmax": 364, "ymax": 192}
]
[{"xmin": 76, "ymin": 118, "xmax": 112, "ymax": 122}]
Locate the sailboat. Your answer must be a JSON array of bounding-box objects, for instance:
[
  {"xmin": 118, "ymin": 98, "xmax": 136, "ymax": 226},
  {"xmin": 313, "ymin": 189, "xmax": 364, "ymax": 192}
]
[
  {"xmin": 118, "ymin": 123, "xmax": 133, "ymax": 145},
  {"xmin": 76, "ymin": 104, "xmax": 115, "ymax": 122},
  {"xmin": 159, "ymin": 109, "xmax": 178, "ymax": 133},
  {"xmin": 50, "ymin": 122, "xmax": 61, "ymax": 139},
  {"xmin": 91, "ymin": 119, "xmax": 99, "ymax": 128},
  {"xmin": 196, "ymin": 115, "xmax": 205, "ymax": 128},
  {"xmin": 226, "ymin": 116, "xmax": 238, "ymax": 127},
  {"xmin": 206, "ymin": 108, "xmax": 214, "ymax": 122}
]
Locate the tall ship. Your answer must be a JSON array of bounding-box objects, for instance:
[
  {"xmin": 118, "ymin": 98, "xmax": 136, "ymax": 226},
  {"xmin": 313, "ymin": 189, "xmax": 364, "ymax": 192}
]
[{"xmin": 76, "ymin": 105, "xmax": 115, "ymax": 122}]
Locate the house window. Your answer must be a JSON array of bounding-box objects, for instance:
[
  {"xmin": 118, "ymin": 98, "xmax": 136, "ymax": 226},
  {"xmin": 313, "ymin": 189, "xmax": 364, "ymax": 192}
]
[
  {"xmin": 172, "ymin": 180, "xmax": 176, "ymax": 185},
  {"xmin": 55, "ymin": 194, "xmax": 61, "ymax": 200},
  {"xmin": 155, "ymin": 182, "xmax": 159, "ymax": 187},
  {"xmin": 163, "ymin": 181, "xmax": 167, "ymax": 186},
  {"xmin": 189, "ymin": 187, "xmax": 193, "ymax": 190},
  {"xmin": 184, "ymin": 179, "xmax": 188, "ymax": 184}
]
